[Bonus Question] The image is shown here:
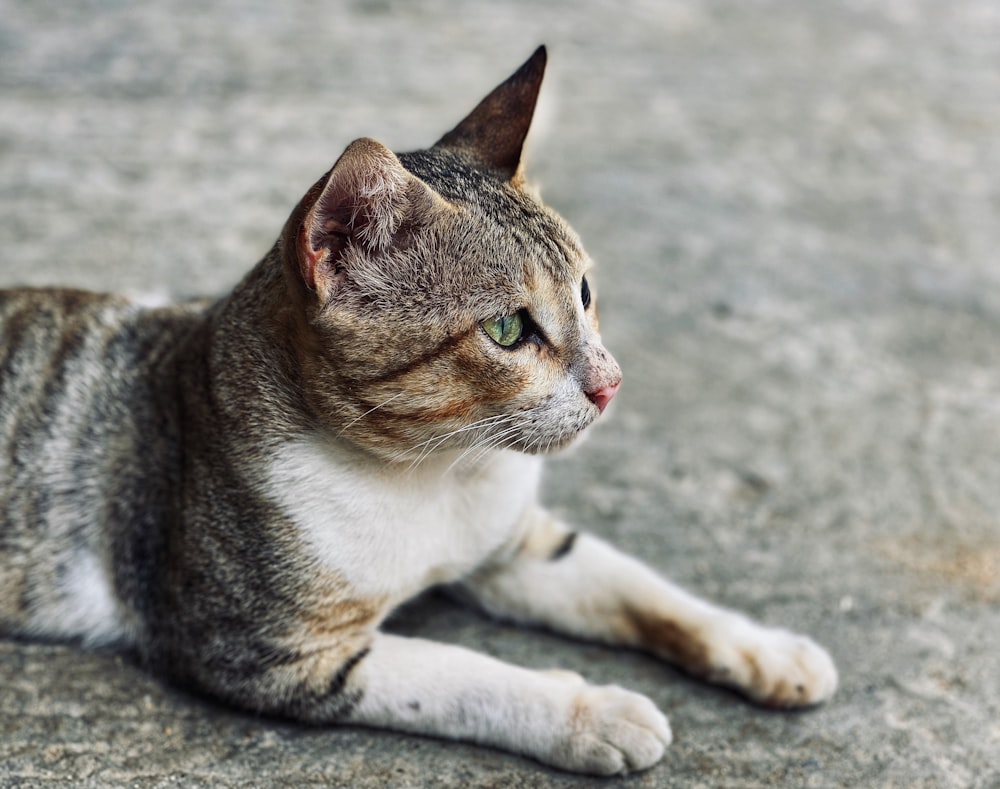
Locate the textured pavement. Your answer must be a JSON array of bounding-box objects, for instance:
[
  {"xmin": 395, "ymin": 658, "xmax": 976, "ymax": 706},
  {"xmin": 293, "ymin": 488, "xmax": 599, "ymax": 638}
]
[{"xmin": 2, "ymin": 1, "xmax": 999, "ymax": 787}]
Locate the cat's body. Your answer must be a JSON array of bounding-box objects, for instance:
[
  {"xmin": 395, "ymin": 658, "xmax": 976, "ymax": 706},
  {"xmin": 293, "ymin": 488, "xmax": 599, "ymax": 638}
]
[{"xmin": 0, "ymin": 49, "xmax": 836, "ymax": 775}]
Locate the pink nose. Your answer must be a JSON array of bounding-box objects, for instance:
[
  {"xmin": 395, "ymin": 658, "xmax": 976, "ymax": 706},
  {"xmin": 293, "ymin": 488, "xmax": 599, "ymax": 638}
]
[{"xmin": 586, "ymin": 380, "xmax": 620, "ymax": 414}]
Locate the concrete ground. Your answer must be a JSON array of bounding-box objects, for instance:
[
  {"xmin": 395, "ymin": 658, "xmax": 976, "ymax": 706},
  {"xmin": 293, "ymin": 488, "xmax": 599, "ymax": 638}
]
[{"xmin": 2, "ymin": 1, "xmax": 999, "ymax": 786}]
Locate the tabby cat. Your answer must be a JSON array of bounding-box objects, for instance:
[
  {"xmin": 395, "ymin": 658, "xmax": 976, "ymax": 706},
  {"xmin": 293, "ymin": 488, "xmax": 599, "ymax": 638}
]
[{"xmin": 0, "ymin": 48, "xmax": 836, "ymax": 775}]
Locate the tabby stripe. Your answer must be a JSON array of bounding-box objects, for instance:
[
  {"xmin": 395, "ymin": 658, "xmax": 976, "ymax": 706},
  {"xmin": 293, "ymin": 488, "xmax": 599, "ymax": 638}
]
[
  {"xmin": 361, "ymin": 328, "xmax": 472, "ymax": 386},
  {"xmin": 548, "ymin": 531, "xmax": 577, "ymax": 561},
  {"xmin": 307, "ymin": 645, "xmax": 371, "ymax": 719},
  {"xmin": 325, "ymin": 645, "xmax": 371, "ymax": 698},
  {"xmin": 0, "ymin": 300, "xmax": 32, "ymax": 386}
]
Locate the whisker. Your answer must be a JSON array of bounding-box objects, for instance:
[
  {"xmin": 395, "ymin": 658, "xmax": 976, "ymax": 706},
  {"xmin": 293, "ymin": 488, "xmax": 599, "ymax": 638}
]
[
  {"xmin": 336, "ymin": 391, "xmax": 406, "ymax": 437},
  {"xmin": 399, "ymin": 413, "xmax": 511, "ymax": 460},
  {"xmin": 448, "ymin": 422, "xmax": 524, "ymax": 474},
  {"xmin": 401, "ymin": 413, "xmax": 516, "ymax": 473},
  {"xmin": 442, "ymin": 424, "xmax": 515, "ymax": 474},
  {"xmin": 484, "ymin": 429, "xmax": 527, "ymax": 463},
  {"xmin": 408, "ymin": 414, "xmax": 503, "ymax": 453},
  {"xmin": 438, "ymin": 419, "xmax": 521, "ymax": 474}
]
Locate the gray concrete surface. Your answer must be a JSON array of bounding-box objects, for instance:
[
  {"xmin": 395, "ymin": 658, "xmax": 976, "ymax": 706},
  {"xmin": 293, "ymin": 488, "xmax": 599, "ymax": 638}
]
[{"xmin": 2, "ymin": 1, "xmax": 999, "ymax": 786}]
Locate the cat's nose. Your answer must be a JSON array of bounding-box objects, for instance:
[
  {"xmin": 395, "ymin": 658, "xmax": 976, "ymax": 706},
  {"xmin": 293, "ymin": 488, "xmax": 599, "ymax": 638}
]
[{"xmin": 586, "ymin": 380, "xmax": 620, "ymax": 414}]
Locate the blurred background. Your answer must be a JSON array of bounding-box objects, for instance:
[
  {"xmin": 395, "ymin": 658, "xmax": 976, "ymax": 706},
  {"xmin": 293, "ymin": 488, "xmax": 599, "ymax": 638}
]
[{"xmin": 2, "ymin": 1, "xmax": 999, "ymax": 786}]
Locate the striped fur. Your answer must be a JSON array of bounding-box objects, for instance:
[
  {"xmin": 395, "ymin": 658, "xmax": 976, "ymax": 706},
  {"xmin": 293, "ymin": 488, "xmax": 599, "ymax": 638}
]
[{"xmin": 0, "ymin": 49, "xmax": 835, "ymax": 775}]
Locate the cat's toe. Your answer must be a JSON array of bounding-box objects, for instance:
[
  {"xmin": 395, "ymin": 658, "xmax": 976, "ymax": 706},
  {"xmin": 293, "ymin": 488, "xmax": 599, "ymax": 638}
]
[
  {"xmin": 760, "ymin": 632, "xmax": 838, "ymax": 707},
  {"xmin": 553, "ymin": 684, "xmax": 671, "ymax": 775},
  {"xmin": 709, "ymin": 622, "xmax": 838, "ymax": 708}
]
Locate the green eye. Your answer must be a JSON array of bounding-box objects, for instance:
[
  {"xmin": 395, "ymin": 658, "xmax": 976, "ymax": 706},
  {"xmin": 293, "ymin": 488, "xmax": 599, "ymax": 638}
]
[{"xmin": 482, "ymin": 313, "xmax": 524, "ymax": 347}]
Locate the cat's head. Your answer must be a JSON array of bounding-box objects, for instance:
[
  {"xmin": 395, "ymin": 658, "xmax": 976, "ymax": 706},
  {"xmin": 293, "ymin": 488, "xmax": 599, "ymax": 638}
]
[{"xmin": 279, "ymin": 46, "xmax": 622, "ymax": 464}]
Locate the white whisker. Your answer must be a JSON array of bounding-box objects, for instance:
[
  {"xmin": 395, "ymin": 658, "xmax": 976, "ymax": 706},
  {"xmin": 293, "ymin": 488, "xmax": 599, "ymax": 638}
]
[
  {"xmin": 447, "ymin": 421, "xmax": 524, "ymax": 474},
  {"xmin": 336, "ymin": 391, "xmax": 406, "ymax": 437},
  {"xmin": 399, "ymin": 413, "xmax": 516, "ymax": 473},
  {"xmin": 439, "ymin": 419, "xmax": 521, "ymax": 474}
]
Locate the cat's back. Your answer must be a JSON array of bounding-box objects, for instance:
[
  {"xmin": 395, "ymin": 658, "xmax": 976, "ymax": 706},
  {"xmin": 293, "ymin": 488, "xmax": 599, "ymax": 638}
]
[
  {"xmin": 1, "ymin": 288, "xmax": 137, "ymax": 409},
  {"xmin": 0, "ymin": 288, "xmax": 179, "ymax": 463},
  {"xmin": 0, "ymin": 287, "xmax": 201, "ymax": 645}
]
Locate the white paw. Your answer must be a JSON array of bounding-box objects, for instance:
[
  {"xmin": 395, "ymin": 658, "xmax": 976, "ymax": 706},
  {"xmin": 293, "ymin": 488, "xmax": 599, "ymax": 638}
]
[
  {"xmin": 550, "ymin": 683, "xmax": 672, "ymax": 775},
  {"xmin": 708, "ymin": 618, "xmax": 838, "ymax": 707}
]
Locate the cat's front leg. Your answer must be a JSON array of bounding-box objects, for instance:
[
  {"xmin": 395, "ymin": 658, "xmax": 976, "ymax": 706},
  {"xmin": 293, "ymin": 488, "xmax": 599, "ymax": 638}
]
[
  {"xmin": 342, "ymin": 632, "xmax": 671, "ymax": 775},
  {"xmin": 458, "ymin": 507, "xmax": 837, "ymax": 708}
]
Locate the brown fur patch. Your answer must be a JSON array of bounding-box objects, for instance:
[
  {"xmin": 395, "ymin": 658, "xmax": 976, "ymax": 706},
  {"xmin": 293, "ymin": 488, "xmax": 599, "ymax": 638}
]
[
  {"xmin": 455, "ymin": 341, "xmax": 532, "ymax": 396},
  {"xmin": 407, "ymin": 398, "xmax": 480, "ymax": 425},
  {"xmin": 622, "ymin": 605, "xmax": 713, "ymax": 677},
  {"xmin": 301, "ymin": 590, "xmax": 383, "ymax": 640}
]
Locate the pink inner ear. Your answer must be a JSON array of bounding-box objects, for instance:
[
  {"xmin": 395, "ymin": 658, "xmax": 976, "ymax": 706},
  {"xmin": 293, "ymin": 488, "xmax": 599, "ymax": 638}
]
[
  {"xmin": 300, "ymin": 215, "xmax": 350, "ymax": 290},
  {"xmin": 299, "ymin": 172, "xmax": 360, "ymax": 292},
  {"xmin": 311, "ymin": 215, "xmax": 350, "ymax": 256},
  {"xmin": 310, "ymin": 183, "xmax": 354, "ymax": 247},
  {"xmin": 299, "ymin": 226, "xmax": 322, "ymax": 290}
]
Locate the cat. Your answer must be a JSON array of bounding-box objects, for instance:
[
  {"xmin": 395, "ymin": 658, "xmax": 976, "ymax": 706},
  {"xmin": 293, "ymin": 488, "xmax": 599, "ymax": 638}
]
[{"xmin": 0, "ymin": 46, "xmax": 837, "ymax": 776}]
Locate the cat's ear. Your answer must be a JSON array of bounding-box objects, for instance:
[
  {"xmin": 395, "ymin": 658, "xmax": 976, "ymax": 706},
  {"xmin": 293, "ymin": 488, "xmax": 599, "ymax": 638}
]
[
  {"xmin": 434, "ymin": 45, "xmax": 546, "ymax": 180},
  {"xmin": 293, "ymin": 138, "xmax": 439, "ymax": 295}
]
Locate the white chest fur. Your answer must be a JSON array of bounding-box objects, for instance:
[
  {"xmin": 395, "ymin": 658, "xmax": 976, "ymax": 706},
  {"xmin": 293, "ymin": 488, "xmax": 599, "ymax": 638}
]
[{"xmin": 265, "ymin": 437, "xmax": 543, "ymax": 604}]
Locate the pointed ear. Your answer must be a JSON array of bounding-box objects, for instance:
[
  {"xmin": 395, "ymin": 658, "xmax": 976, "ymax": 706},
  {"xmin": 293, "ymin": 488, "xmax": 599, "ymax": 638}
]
[
  {"xmin": 293, "ymin": 138, "xmax": 437, "ymax": 295},
  {"xmin": 434, "ymin": 45, "xmax": 546, "ymax": 180}
]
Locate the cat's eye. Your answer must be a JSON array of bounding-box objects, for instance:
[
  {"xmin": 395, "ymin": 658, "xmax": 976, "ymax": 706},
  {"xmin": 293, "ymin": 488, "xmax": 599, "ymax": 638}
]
[
  {"xmin": 581, "ymin": 276, "xmax": 592, "ymax": 310},
  {"xmin": 481, "ymin": 313, "xmax": 524, "ymax": 347}
]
